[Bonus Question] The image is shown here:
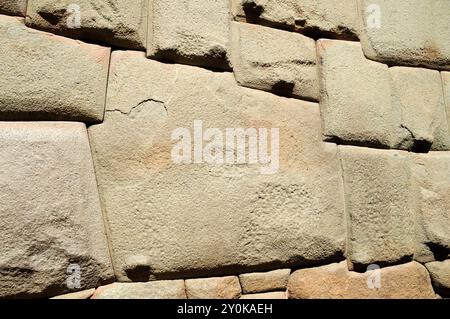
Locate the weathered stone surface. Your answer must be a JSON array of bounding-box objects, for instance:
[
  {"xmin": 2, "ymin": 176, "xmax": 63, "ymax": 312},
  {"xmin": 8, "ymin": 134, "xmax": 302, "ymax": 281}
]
[
  {"xmin": 88, "ymin": 51, "xmax": 345, "ymax": 281},
  {"xmin": 358, "ymin": 0, "xmax": 450, "ymax": 70},
  {"xmin": 412, "ymin": 153, "xmax": 450, "ymax": 263},
  {"xmin": 50, "ymin": 288, "xmax": 95, "ymax": 299},
  {"xmin": 288, "ymin": 261, "xmax": 436, "ymax": 299},
  {"xmin": 26, "ymin": 0, "xmax": 147, "ymax": 49},
  {"xmin": 239, "ymin": 269, "xmax": 290, "ymax": 294},
  {"xmin": 0, "ymin": 0, "xmax": 26, "ymax": 16},
  {"xmin": 240, "ymin": 291, "xmax": 286, "ymax": 299},
  {"xmin": 185, "ymin": 276, "xmax": 241, "ymax": 299},
  {"xmin": 0, "ymin": 16, "xmax": 109, "ymax": 122},
  {"xmin": 390, "ymin": 67, "xmax": 450, "ymax": 151},
  {"xmin": 231, "ymin": 0, "xmax": 359, "ymax": 39},
  {"xmin": 339, "ymin": 146, "xmax": 415, "ymax": 267},
  {"xmin": 425, "ymin": 260, "xmax": 450, "ymax": 297},
  {"xmin": 147, "ymin": 0, "xmax": 231, "ymax": 70},
  {"xmin": 230, "ymin": 22, "xmax": 318, "ymax": 101},
  {"xmin": 442, "ymin": 72, "xmax": 450, "ymax": 136},
  {"xmin": 318, "ymin": 39, "xmax": 394, "ymax": 148},
  {"xmin": 0, "ymin": 122, "xmax": 114, "ymax": 298},
  {"xmin": 92, "ymin": 280, "xmax": 186, "ymax": 299}
]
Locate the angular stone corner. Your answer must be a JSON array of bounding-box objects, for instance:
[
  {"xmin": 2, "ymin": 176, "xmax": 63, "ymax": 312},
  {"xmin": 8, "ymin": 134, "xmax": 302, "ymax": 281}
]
[
  {"xmin": 425, "ymin": 260, "xmax": 450, "ymax": 297},
  {"xmin": 288, "ymin": 261, "xmax": 436, "ymax": 299},
  {"xmin": 25, "ymin": 0, "xmax": 148, "ymax": 49},
  {"xmin": 50, "ymin": 288, "xmax": 96, "ymax": 299},
  {"xmin": 88, "ymin": 51, "xmax": 346, "ymax": 281},
  {"xmin": 239, "ymin": 269, "xmax": 290, "ymax": 294},
  {"xmin": 358, "ymin": 0, "xmax": 450, "ymax": 70},
  {"xmin": 230, "ymin": 22, "xmax": 318, "ymax": 101},
  {"xmin": 412, "ymin": 153, "xmax": 450, "ymax": 263},
  {"xmin": 185, "ymin": 276, "xmax": 241, "ymax": 299},
  {"xmin": 0, "ymin": 0, "xmax": 27, "ymax": 16},
  {"xmin": 0, "ymin": 15, "xmax": 109, "ymax": 122},
  {"xmin": 92, "ymin": 280, "xmax": 186, "ymax": 299},
  {"xmin": 147, "ymin": 0, "xmax": 231, "ymax": 70},
  {"xmin": 339, "ymin": 146, "xmax": 415, "ymax": 267},
  {"xmin": 240, "ymin": 291, "xmax": 287, "ymax": 299},
  {"xmin": 231, "ymin": 0, "xmax": 359, "ymax": 40},
  {"xmin": 0, "ymin": 122, "xmax": 114, "ymax": 298}
]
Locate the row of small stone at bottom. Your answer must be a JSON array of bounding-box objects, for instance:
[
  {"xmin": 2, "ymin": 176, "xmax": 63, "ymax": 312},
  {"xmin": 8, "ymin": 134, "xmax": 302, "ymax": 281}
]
[{"xmin": 51, "ymin": 260, "xmax": 449, "ymax": 299}]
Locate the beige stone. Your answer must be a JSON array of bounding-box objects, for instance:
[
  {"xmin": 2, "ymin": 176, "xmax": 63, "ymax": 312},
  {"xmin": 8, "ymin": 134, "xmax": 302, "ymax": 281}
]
[
  {"xmin": 88, "ymin": 51, "xmax": 345, "ymax": 281},
  {"xmin": 92, "ymin": 280, "xmax": 186, "ymax": 299},
  {"xmin": 239, "ymin": 269, "xmax": 290, "ymax": 294},
  {"xmin": 0, "ymin": 0, "xmax": 27, "ymax": 16},
  {"xmin": 231, "ymin": 0, "xmax": 359, "ymax": 39},
  {"xmin": 147, "ymin": 0, "xmax": 231, "ymax": 70},
  {"xmin": 339, "ymin": 146, "xmax": 415, "ymax": 267},
  {"xmin": 26, "ymin": 0, "xmax": 147, "ymax": 49},
  {"xmin": 50, "ymin": 289, "xmax": 96, "ymax": 299},
  {"xmin": 240, "ymin": 291, "xmax": 286, "ymax": 299},
  {"xmin": 442, "ymin": 72, "xmax": 450, "ymax": 138},
  {"xmin": 358, "ymin": 0, "xmax": 450, "ymax": 70},
  {"xmin": 0, "ymin": 122, "xmax": 114, "ymax": 298},
  {"xmin": 185, "ymin": 276, "xmax": 241, "ymax": 299},
  {"xmin": 230, "ymin": 22, "xmax": 318, "ymax": 101},
  {"xmin": 288, "ymin": 261, "xmax": 436, "ymax": 299},
  {"xmin": 425, "ymin": 260, "xmax": 450, "ymax": 297},
  {"xmin": 0, "ymin": 16, "xmax": 109, "ymax": 122}
]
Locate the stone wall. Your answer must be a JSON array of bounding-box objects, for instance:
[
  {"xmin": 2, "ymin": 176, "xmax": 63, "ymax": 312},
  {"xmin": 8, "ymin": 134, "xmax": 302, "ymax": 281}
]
[{"xmin": 0, "ymin": 0, "xmax": 449, "ymax": 299}]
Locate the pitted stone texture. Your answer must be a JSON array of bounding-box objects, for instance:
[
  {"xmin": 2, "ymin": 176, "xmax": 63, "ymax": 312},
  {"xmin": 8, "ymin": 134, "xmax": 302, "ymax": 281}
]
[
  {"xmin": 50, "ymin": 289, "xmax": 95, "ymax": 299},
  {"xmin": 231, "ymin": 0, "xmax": 359, "ymax": 39},
  {"xmin": 0, "ymin": 16, "xmax": 109, "ymax": 122},
  {"xmin": 425, "ymin": 260, "xmax": 450, "ymax": 297},
  {"xmin": 288, "ymin": 261, "xmax": 436, "ymax": 299},
  {"xmin": 390, "ymin": 67, "xmax": 450, "ymax": 151},
  {"xmin": 340, "ymin": 146, "xmax": 415, "ymax": 267},
  {"xmin": 442, "ymin": 72, "xmax": 450, "ymax": 137},
  {"xmin": 147, "ymin": 0, "xmax": 231, "ymax": 70},
  {"xmin": 240, "ymin": 291, "xmax": 287, "ymax": 299},
  {"xmin": 26, "ymin": 0, "xmax": 147, "ymax": 49},
  {"xmin": 358, "ymin": 0, "xmax": 450, "ymax": 70},
  {"xmin": 0, "ymin": 122, "xmax": 114, "ymax": 298},
  {"xmin": 239, "ymin": 269, "xmax": 290, "ymax": 294},
  {"xmin": 412, "ymin": 153, "xmax": 450, "ymax": 263},
  {"xmin": 185, "ymin": 276, "xmax": 241, "ymax": 299},
  {"xmin": 88, "ymin": 51, "xmax": 346, "ymax": 281},
  {"xmin": 0, "ymin": 0, "xmax": 27, "ymax": 16},
  {"xmin": 230, "ymin": 22, "xmax": 318, "ymax": 101},
  {"xmin": 318, "ymin": 40, "xmax": 394, "ymax": 148},
  {"xmin": 92, "ymin": 281, "xmax": 186, "ymax": 299}
]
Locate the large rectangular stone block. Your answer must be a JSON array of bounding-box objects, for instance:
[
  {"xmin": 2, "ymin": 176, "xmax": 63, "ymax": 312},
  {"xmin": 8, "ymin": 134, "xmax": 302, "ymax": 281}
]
[
  {"xmin": 0, "ymin": 16, "xmax": 109, "ymax": 122},
  {"xmin": 88, "ymin": 51, "xmax": 346, "ymax": 281}
]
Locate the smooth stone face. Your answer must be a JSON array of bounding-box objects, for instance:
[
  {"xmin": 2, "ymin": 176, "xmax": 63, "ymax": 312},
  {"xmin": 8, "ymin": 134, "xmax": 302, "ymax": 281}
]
[
  {"xmin": 230, "ymin": 22, "xmax": 319, "ymax": 101},
  {"xmin": 240, "ymin": 291, "xmax": 287, "ymax": 299},
  {"xmin": 88, "ymin": 51, "xmax": 346, "ymax": 281},
  {"xmin": 231, "ymin": 0, "xmax": 359, "ymax": 39},
  {"xmin": 147, "ymin": 0, "xmax": 231, "ymax": 70},
  {"xmin": 412, "ymin": 153, "xmax": 450, "ymax": 263},
  {"xmin": 358, "ymin": 0, "xmax": 450, "ymax": 70},
  {"xmin": 0, "ymin": 16, "xmax": 109, "ymax": 122},
  {"xmin": 425, "ymin": 260, "xmax": 450, "ymax": 297},
  {"xmin": 0, "ymin": 0, "xmax": 27, "ymax": 16},
  {"xmin": 185, "ymin": 276, "xmax": 241, "ymax": 299},
  {"xmin": 0, "ymin": 122, "xmax": 114, "ymax": 298},
  {"xmin": 26, "ymin": 0, "xmax": 148, "ymax": 49},
  {"xmin": 339, "ymin": 146, "xmax": 415, "ymax": 267},
  {"xmin": 442, "ymin": 72, "xmax": 450, "ymax": 138},
  {"xmin": 288, "ymin": 261, "xmax": 436, "ymax": 299},
  {"xmin": 50, "ymin": 288, "xmax": 96, "ymax": 299},
  {"xmin": 92, "ymin": 281, "xmax": 186, "ymax": 299},
  {"xmin": 239, "ymin": 269, "xmax": 290, "ymax": 294}
]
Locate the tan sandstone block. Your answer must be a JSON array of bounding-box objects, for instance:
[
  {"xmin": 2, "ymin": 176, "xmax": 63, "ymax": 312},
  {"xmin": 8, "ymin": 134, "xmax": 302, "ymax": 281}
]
[
  {"xmin": 0, "ymin": 0, "xmax": 27, "ymax": 16},
  {"xmin": 185, "ymin": 276, "xmax": 241, "ymax": 299},
  {"xmin": 239, "ymin": 269, "xmax": 290, "ymax": 294},
  {"xmin": 50, "ymin": 289, "xmax": 96, "ymax": 299},
  {"xmin": 425, "ymin": 260, "xmax": 450, "ymax": 297},
  {"xmin": 442, "ymin": 72, "xmax": 450, "ymax": 139},
  {"xmin": 92, "ymin": 280, "xmax": 186, "ymax": 299},
  {"xmin": 240, "ymin": 291, "xmax": 287, "ymax": 299}
]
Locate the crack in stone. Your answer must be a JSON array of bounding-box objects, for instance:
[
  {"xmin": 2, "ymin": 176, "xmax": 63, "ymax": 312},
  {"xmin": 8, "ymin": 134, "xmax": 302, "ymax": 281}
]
[{"xmin": 107, "ymin": 98, "xmax": 167, "ymax": 116}]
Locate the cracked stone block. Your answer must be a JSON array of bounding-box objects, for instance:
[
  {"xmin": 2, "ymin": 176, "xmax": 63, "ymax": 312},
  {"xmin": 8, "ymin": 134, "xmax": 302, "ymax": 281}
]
[
  {"xmin": 231, "ymin": 0, "xmax": 359, "ymax": 40},
  {"xmin": 425, "ymin": 260, "xmax": 450, "ymax": 297},
  {"xmin": 0, "ymin": 122, "xmax": 114, "ymax": 298},
  {"xmin": 185, "ymin": 276, "xmax": 241, "ymax": 299},
  {"xmin": 0, "ymin": 16, "xmax": 109, "ymax": 122},
  {"xmin": 88, "ymin": 51, "xmax": 346, "ymax": 281},
  {"xmin": 358, "ymin": 0, "xmax": 450, "ymax": 70},
  {"xmin": 442, "ymin": 72, "xmax": 450, "ymax": 139},
  {"xmin": 412, "ymin": 153, "xmax": 450, "ymax": 263},
  {"xmin": 25, "ymin": 0, "xmax": 147, "ymax": 49},
  {"xmin": 230, "ymin": 22, "xmax": 318, "ymax": 101},
  {"xmin": 92, "ymin": 281, "xmax": 186, "ymax": 299},
  {"xmin": 0, "ymin": 0, "xmax": 27, "ymax": 16},
  {"xmin": 288, "ymin": 261, "xmax": 436, "ymax": 299},
  {"xmin": 147, "ymin": 0, "xmax": 231, "ymax": 70},
  {"xmin": 239, "ymin": 269, "xmax": 290, "ymax": 294},
  {"xmin": 240, "ymin": 291, "xmax": 286, "ymax": 299},
  {"xmin": 339, "ymin": 146, "xmax": 415, "ymax": 268}
]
